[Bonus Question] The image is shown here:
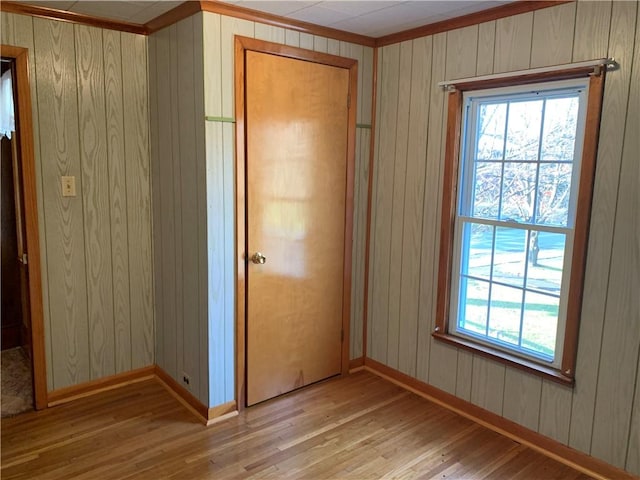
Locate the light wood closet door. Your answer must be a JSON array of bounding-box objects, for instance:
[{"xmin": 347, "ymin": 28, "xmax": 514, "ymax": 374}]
[{"xmin": 245, "ymin": 50, "xmax": 349, "ymax": 406}]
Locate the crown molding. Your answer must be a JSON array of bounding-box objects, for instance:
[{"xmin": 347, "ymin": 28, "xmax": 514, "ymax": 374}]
[
  {"xmin": 144, "ymin": 1, "xmax": 202, "ymax": 34},
  {"xmin": 0, "ymin": 1, "xmax": 147, "ymax": 35},
  {"xmin": 1, "ymin": 0, "xmax": 573, "ymax": 48},
  {"xmin": 196, "ymin": 0, "xmax": 375, "ymax": 47},
  {"xmin": 376, "ymin": 1, "xmax": 573, "ymax": 47}
]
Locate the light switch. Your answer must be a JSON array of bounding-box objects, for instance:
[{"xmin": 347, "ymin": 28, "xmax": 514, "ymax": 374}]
[{"xmin": 61, "ymin": 176, "xmax": 76, "ymax": 197}]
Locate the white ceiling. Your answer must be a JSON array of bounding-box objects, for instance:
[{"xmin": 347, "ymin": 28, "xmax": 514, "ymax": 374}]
[
  {"xmin": 18, "ymin": 1, "xmax": 513, "ymax": 37},
  {"xmin": 19, "ymin": 1, "xmax": 184, "ymax": 24},
  {"xmin": 224, "ymin": 1, "xmax": 511, "ymax": 37}
]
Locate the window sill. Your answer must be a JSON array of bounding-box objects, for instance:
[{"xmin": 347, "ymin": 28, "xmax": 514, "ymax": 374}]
[{"xmin": 432, "ymin": 331, "xmax": 575, "ymax": 387}]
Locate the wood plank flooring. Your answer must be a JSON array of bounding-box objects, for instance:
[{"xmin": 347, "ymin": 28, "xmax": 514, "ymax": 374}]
[{"xmin": 0, "ymin": 371, "xmax": 592, "ymax": 479}]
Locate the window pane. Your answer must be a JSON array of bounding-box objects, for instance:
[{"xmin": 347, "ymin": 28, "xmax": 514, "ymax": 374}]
[
  {"xmin": 522, "ymin": 291, "xmax": 559, "ymax": 359},
  {"xmin": 505, "ymin": 100, "xmax": 543, "ymax": 161},
  {"xmin": 460, "ymin": 222, "xmax": 493, "ymax": 280},
  {"xmin": 472, "ymin": 162, "xmax": 501, "ymax": 219},
  {"xmin": 458, "ymin": 277, "xmax": 489, "ymax": 336},
  {"xmin": 541, "ymin": 96, "xmax": 579, "ymax": 161},
  {"xmin": 492, "ymin": 227, "xmax": 527, "ymax": 288},
  {"xmin": 501, "ymin": 162, "xmax": 537, "ymax": 222},
  {"xmin": 536, "ymin": 163, "xmax": 573, "ymax": 227},
  {"xmin": 477, "ymin": 103, "xmax": 507, "ymax": 160},
  {"xmin": 488, "ymin": 284, "xmax": 523, "ymax": 346},
  {"xmin": 526, "ymin": 231, "xmax": 566, "ymax": 294}
]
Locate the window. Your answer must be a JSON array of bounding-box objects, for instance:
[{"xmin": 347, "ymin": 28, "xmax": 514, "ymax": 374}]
[{"xmin": 434, "ymin": 67, "xmax": 606, "ymax": 384}]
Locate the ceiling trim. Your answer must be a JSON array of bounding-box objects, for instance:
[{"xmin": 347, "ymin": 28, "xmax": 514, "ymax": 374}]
[
  {"xmin": 376, "ymin": 0, "xmax": 573, "ymax": 47},
  {"xmin": 0, "ymin": 0, "xmax": 574, "ymax": 48},
  {"xmin": 198, "ymin": 1, "xmax": 376, "ymax": 47},
  {"xmin": 144, "ymin": 1, "xmax": 202, "ymax": 35},
  {"xmin": 146, "ymin": 1, "xmax": 376, "ymax": 46},
  {"xmin": 0, "ymin": 1, "xmax": 147, "ymax": 35}
]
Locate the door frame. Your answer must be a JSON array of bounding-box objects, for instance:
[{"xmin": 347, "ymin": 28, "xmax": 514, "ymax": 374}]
[
  {"xmin": 234, "ymin": 36, "xmax": 358, "ymax": 408},
  {"xmin": 1, "ymin": 45, "xmax": 47, "ymax": 410}
]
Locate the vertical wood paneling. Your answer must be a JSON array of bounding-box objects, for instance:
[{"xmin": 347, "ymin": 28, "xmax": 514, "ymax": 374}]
[
  {"xmin": 104, "ymin": 30, "xmax": 132, "ymax": 375},
  {"xmin": 176, "ymin": 17, "xmax": 200, "ymax": 397},
  {"xmin": 502, "ymin": 359, "xmax": 542, "ymax": 430},
  {"xmin": 299, "ymin": 32, "xmax": 313, "ymax": 50},
  {"xmin": 455, "ymin": 351, "xmax": 473, "ymax": 401},
  {"xmin": 569, "ymin": 0, "xmax": 636, "ymax": 455},
  {"xmin": 151, "ymin": 18, "xmax": 209, "ymax": 405},
  {"xmin": 387, "ymin": 40, "xmax": 412, "ymax": 370},
  {"xmin": 148, "ymin": 33, "xmax": 162, "ymax": 375},
  {"xmin": 205, "ymin": 121, "xmax": 226, "ymax": 406},
  {"xmin": 4, "ymin": 12, "xmax": 147, "ymax": 393},
  {"xmin": 445, "ymin": 25, "xmax": 478, "ymax": 79},
  {"xmin": 425, "ymin": 31, "xmax": 458, "ymax": 394},
  {"xmin": 6, "ymin": 12, "xmax": 151, "ymax": 391},
  {"xmin": 398, "ymin": 36, "xmax": 431, "ymax": 377},
  {"xmin": 222, "ymin": 122, "xmax": 235, "ymax": 402},
  {"xmin": 361, "ymin": 46, "xmax": 374, "ymax": 125},
  {"xmin": 313, "ymin": 35, "xmax": 328, "ymax": 53},
  {"xmin": 284, "ymin": 29, "xmax": 299, "ymax": 47},
  {"xmin": 154, "ymin": 25, "xmax": 177, "ymax": 380},
  {"xmin": 369, "ymin": 44, "xmax": 400, "ymax": 364},
  {"xmin": 75, "ymin": 24, "xmax": 115, "ymax": 379},
  {"xmin": 150, "ymin": 13, "xmax": 209, "ymax": 405},
  {"xmin": 530, "ymin": 2, "xmax": 576, "ymax": 67},
  {"xmin": 539, "ymin": 380, "xmax": 572, "ymax": 444},
  {"xmin": 193, "ymin": 14, "xmax": 208, "ymax": 405},
  {"xmin": 33, "ymin": 17, "xmax": 90, "ymax": 389},
  {"xmin": 416, "ymin": 31, "xmax": 444, "ymax": 384},
  {"xmin": 350, "ymin": 128, "xmax": 370, "ymax": 359},
  {"xmin": 349, "ymin": 130, "xmax": 363, "ymax": 360},
  {"xmin": 502, "ymin": 368, "xmax": 541, "ymax": 431},
  {"xmin": 254, "ymin": 23, "xmax": 284, "ymax": 44},
  {"xmin": 590, "ymin": 5, "xmax": 640, "ymax": 466},
  {"xmin": 470, "ymin": 357, "xmax": 505, "ymax": 415},
  {"xmin": 169, "ymin": 24, "xmax": 184, "ymax": 381},
  {"xmin": 476, "ymin": 21, "xmax": 496, "ymax": 76},
  {"xmin": 493, "ymin": 12, "xmax": 533, "ymax": 73},
  {"xmin": 1, "ymin": 12, "xmax": 16, "ymax": 42},
  {"xmin": 368, "ymin": 49, "xmax": 383, "ymax": 358},
  {"xmin": 122, "ymin": 32, "xmax": 153, "ymax": 369},
  {"xmin": 572, "ymin": 0, "xmax": 612, "ymax": 62},
  {"xmin": 220, "ymin": 17, "xmax": 254, "ymax": 118},
  {"xmin": 327, "ymin": 38, "xmax": 340, "ymax": 55},
  {"xmin": 203, "ymin": 13, "xmax": 222, "ymax": 118}
]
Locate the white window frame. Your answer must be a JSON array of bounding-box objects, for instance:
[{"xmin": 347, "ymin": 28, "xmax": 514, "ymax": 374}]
[
  {"xmin": 433, "ymin": 64, "xmax": 607, "ymax": 385},
  {"xmin": 448, "ymin": 79, "xmax": 590, "ymax": 369}
]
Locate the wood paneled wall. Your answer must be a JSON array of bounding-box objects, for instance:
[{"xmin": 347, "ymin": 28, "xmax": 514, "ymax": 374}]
[
  {"xmin": 367, "ymin": 1, "xmax": 640, "ymax": 475},
  {"xmin": 1, "ymin": 12, "xmax": 154, "ymax": 391},
  {"xmin": 149, "ymin": 12, "xmax": 373, "ymax": 407},
  {"xmin": 148, "ymin": 14, "xmax": 209, "ymax": 405}
]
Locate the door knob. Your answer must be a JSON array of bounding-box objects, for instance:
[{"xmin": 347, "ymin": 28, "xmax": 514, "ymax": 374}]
[{"xmin": 251, "ymin": 252, "xmax": 266, "ymax": 264}]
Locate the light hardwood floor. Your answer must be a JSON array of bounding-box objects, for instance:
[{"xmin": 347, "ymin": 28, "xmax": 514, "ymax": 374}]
[{"xmin": 0, "ymin": 371, "xmax": 592, "ymax": 479}]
